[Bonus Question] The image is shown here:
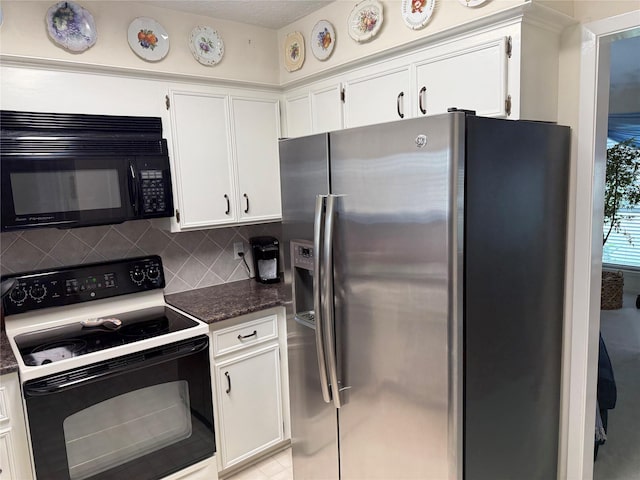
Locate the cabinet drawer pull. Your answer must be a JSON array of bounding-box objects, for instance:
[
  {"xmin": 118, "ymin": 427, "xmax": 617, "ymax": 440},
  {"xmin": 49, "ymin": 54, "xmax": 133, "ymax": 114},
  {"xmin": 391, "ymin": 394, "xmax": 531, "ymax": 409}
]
[
  {"xmin": 237, "ymin": 330, "xmax": 257, "ymax": 340},
  {"xmin": 419, "ymin": 86, "xmax": 427, "ymax": 114},
  {"xmin": 225, "ymin": 371, "xmax": 231, "ymax": 394},
  {"xmin": 397, "ymin": 92, "xmax": 405, "ymax": 119},
  {"xmin": 243, "ymin": 193, "xmax": 250, "ymax": 214},
  {"xmin": 224, "ymin": 194, "xmax": 230, "ymax": 215}
]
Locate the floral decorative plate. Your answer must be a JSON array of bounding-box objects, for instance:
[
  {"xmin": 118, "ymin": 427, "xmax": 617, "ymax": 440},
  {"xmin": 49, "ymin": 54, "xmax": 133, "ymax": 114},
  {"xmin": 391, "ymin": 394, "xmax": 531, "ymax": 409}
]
[
  {"xmin": 284, "ymin": 31, "xmax": 305, "ymax": 72},
  {"xmin": 45, "ymin": 1, "xmax": 97, "ymax": 52},
  {"xmin": 311, "ymin": 20, "xmax": 336, "ymax": 61},
  {"xmin": 458, "ymin": 0, "xmax": 489, "ymax": 7},
  {"xmin": 127, "ymin": 17, "xmax": 170, "ymax": 62},
  {"xmin": 401, "ymin": 0, "xmax": 436, "ymax": 30},
  {"xmin": 189, "ymin": 26, "xmax": 224, "ymax": 66},
  {"xmin": 347, "ymin": 0, "xmax": 383, "ymax": 43}
]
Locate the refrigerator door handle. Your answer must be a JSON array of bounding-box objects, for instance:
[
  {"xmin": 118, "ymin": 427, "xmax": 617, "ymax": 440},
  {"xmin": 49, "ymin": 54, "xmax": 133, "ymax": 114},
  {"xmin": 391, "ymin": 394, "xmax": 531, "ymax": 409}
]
[
  {"xmin": 314, "ymin": 194, "xmax": 332, "ymax": 404},
  {"xmin": 323, "ymin": 194, "xmax": 342, "ymax": 408}
]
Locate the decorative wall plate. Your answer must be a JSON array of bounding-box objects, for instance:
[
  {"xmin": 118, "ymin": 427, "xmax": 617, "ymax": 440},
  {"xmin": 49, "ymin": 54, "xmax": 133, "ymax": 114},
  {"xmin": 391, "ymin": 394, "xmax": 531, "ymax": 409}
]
[
  {"xmin": 458, "ymin": 0, "xmax": 488, "ymax": 7},
  {"xmin": 127, "ymin": 17, "xmax": 170, "ymax": 62},
  {"xmin": 311, "ymin": 20, "xmax": 336, "ymax": 61},
  {"xmin": 189, "ymin": 26, "xmax": 224, "ymax": 65},
  {"xmin": 45, "ymin": 1, "xmax": 97, "ymax": 52},
  {"xmin": 284, "ymin": 31, "xmax": 305, "ymax": 72},
  {"xmin": 347, "ymin": 0, "xmax": 383, "ymax": 43},
  {"xmin": 401, "ymin": 0, "xmax": 436, "ymax": 30}
]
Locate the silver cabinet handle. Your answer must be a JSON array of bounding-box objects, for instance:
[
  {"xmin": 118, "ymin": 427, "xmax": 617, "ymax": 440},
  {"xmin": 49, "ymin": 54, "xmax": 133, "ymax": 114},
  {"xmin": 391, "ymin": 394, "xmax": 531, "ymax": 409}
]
[
  {"xmin": 225, "ymin": 371, "xmax": 231, "ymax": 394},
  {"xmin": 323, "ymin": 194, "xmax": 342, "ymax": 408},
  {"xmin": 243, "ymin": 193, "xmax": 250, "ymax": 213},
  {"xmin": 397, "ymin": 92, "xmax": 405, "ymax": 119},
  {"xmin": 314, "ymin": 195, "xmax": 331, "ymax": 404},
  {"xmin": 419, "ymin": 86, "xmax": 427, "ymax": 114},
  {"xmin": 224, "ymin": 194, "xmax": 230, "ymax": 215}
]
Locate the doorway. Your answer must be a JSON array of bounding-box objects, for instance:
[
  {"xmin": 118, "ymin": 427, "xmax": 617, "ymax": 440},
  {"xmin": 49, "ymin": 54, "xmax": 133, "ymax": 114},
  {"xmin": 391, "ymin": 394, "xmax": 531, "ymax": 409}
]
[{"xmin": 566, "ymin": 11, "xmax": 640, "ymax": 480}]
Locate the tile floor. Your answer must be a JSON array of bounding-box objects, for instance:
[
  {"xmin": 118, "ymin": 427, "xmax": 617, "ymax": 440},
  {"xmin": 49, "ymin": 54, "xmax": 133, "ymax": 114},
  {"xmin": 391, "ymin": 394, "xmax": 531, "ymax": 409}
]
[{"xmin": 226, "ymin": 448, "xmax": 292, "ymax": 480}]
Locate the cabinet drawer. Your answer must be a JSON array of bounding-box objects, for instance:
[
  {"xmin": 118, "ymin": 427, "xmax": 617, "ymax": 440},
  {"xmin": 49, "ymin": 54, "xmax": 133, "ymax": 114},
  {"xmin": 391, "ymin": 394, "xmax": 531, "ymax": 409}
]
[
  {"xmin": 212, "ymin": 315, "xmax": 278, "ymax": 357},
  {"xmin": 0, "ymin": 387, "xmax": 8, "ymax": 425}
]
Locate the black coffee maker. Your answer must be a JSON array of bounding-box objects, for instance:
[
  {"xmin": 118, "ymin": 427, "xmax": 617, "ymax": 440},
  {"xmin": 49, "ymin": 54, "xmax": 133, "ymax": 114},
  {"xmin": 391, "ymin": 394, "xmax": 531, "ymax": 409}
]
[{"xmin": 250, "ymin": 236, "xmax": 281, "ymax": 284}]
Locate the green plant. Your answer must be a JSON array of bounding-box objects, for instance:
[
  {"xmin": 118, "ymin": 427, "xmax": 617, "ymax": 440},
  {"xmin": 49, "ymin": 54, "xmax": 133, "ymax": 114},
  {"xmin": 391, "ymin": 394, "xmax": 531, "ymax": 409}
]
[{"xmin": 603, "ymin": 138, "xmax": 640, "ymax": 245}]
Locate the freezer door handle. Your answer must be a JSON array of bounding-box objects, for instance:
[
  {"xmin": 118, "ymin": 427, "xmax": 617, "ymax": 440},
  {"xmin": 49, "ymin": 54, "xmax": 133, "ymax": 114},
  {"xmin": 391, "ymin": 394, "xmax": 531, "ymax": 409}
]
[
  {"xmin": 323, "ymin": 194, "xmax": 342, "ymax": 408},
  {"xmin": 314, "ymin": 194, "xmax": 332, "ymax": 404}
]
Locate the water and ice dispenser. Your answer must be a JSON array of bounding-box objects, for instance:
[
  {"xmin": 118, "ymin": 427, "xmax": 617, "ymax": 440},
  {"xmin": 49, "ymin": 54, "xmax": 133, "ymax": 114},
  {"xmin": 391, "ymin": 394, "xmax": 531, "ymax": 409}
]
[{"xmin": 290, "ymin": 240, "xmax": 315, "ymax": 327}]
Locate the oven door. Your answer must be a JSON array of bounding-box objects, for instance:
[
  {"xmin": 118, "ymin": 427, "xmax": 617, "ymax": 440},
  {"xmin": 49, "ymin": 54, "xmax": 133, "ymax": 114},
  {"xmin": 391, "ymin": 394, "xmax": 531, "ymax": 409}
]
[
  {"xmin": 23, "ymin": 335, "xmax": 215, "ymax": 480},
  {"xmin": 0, "ymin": 155, "xmax": 135, "ymax": 231}
]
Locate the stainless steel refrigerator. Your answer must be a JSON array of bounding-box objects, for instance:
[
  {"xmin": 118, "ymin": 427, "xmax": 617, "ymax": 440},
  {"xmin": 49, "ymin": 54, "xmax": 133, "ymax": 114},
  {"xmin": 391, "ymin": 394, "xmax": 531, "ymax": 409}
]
[{"xmin": 279, "ymin": 111, "xmax": 570, "ymax": 480}]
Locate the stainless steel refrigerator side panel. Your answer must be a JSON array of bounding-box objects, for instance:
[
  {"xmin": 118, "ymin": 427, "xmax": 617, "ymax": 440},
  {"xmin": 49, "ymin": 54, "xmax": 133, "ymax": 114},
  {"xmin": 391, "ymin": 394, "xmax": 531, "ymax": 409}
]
[
  {"xmin": 279, "ymin": 134, "xmax": 339, "ymax": 480},
  {"xmin": 330, "ymin": 115, "xmax": 458, "ymax": 480},
  {"xmin": 449, "ymin": 113, "xmax": 466, "ymax": 480},
  {"xmin": 463, "ymin": 116, "xmax": 570, "ymax": 480}
]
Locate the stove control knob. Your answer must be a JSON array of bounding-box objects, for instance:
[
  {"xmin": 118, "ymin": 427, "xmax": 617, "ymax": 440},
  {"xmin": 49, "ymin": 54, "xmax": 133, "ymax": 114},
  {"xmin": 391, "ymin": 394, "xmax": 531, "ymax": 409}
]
[
  {"xmin": 29, "ymin": 285, "xmax": 47, "ymax": 301},
  {"xmin": 9, "ymin": 287, "xmax": 27, "ymax": 304},
  {"xmin": 130, "ymin": 270, "xmax": 145, "ymax": 284},
  {"xmin": 146, "ymin": 266, "xmax": 160, "ymax": 281}
]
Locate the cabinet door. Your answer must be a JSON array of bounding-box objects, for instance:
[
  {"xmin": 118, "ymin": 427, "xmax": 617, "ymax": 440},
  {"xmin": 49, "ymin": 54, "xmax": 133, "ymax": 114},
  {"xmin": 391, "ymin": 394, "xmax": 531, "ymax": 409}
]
[
  {"xmin": 0, "ymin": 430, "xmax": 16, "ymax": 480},
  {"xmin": 232, "ymin": 97, "xmax": 282, "ymax": 222},
  {"xmin": 284, "ymin": 92, "xmax": 311, "ymax": 138},
  {"xmin": 343, "ymin": 67, "xmax": 410, "ymax": 128},
  {"xmin": 311, "ymin": 83, "xmax": 343, "ymax": 133},
  {"xmin": 169, "ymin": 91, "xmax": 236, "ymax": 228},
  {"xmin": 415, "ymin": 37, "xmax": 508, "ymax": 118},
  {"xmin": 216, "ymin": 344, "xmax": 284, "ymax": 468}
]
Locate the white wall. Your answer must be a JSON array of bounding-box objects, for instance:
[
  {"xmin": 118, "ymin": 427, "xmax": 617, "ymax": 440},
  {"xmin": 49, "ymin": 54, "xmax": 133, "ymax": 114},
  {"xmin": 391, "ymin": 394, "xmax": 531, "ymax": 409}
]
[
  {"xmin": 276, "ymin": 0, "xmax": 527, "ymax": 85},
  {"xmin": 0, "ymin": 1, "xmax": 279, "ymax": 85}
]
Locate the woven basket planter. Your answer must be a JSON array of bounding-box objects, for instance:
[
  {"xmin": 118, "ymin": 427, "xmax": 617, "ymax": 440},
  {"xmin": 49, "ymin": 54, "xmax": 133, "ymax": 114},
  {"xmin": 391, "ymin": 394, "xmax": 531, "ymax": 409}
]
[{"xmin": 601, "ymin": 271, "xmax": 624, "ymax": 310}]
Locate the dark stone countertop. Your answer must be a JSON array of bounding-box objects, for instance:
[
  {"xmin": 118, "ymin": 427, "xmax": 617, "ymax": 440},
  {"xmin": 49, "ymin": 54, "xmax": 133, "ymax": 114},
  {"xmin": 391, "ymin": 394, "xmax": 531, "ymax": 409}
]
[
  {"xmin": 1, "ymin": 331, "xmax": 18, "ymax": 375},
  {"xmin": 165, "ymin": 278, "xmax": 290, "ymax": 324},
  {"xmin": 0, "ymin": 280, "xmax": 290, "ymax": 373}
]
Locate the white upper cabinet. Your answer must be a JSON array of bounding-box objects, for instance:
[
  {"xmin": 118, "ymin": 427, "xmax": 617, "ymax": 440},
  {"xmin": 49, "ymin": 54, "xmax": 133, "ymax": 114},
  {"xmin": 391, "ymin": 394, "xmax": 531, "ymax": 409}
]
[
  {"xmin": 168, "ymin": 89, "xmax": 281, "ymax": 231},
  {"xmin": 310, "ymin": 82, "xmax": 343, "ymax": 133},
  {"xmin": 283, "ymin": 13, "xmax": 567, "ymax": 130},
  {"xmin": 231, "ymin": 97, "xmax": 282, "ymax": 223},
  {"xmin": 284, "ymin": 91, "xmax": 312, "ymax": 139},
  {"xmin": 169, "ymin": 91, "xmax": 236, "ymax": 228},
  {"xmin": 343, "ymin": 65, "xmax": 411, "ymax": 129},
  {"xmin": 414, "ymin": 36, "xmax": 509, "ymax": 118}
]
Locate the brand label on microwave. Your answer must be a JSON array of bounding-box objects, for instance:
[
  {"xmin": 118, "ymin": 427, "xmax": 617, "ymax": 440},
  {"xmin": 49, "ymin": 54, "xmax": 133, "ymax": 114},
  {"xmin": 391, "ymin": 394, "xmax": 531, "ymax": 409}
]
[{"xmin": 15, "ymin": 216, "xmax": 55, "ymax": 222}]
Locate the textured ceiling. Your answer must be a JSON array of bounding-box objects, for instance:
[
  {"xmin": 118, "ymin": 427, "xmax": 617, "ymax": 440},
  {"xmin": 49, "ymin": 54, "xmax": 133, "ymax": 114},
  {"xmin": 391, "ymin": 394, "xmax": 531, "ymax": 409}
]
[{"xmin": 143, "ymin": 1, "xmax": 334, "ymax": 30}]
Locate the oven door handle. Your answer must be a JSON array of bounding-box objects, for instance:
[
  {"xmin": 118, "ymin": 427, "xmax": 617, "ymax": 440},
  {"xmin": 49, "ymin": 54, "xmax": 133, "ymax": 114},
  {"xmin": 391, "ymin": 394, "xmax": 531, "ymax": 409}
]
[{"xmin": 23, "ymin": 337, "xmax": 209, "ymax": 396}]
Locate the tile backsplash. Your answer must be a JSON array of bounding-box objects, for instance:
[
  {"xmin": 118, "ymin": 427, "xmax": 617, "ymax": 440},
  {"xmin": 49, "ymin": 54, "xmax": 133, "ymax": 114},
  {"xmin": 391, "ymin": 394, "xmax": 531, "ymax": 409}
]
[{"xmin": 0, "ymin": 221, "xmax": 282, "ymax": 294}]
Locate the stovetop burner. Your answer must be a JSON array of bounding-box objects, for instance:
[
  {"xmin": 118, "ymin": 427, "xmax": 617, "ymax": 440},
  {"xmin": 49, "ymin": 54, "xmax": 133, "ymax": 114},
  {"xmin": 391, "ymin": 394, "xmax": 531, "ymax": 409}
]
[{"xmin": 14, "ymin": 306, "xmax": 197, "ymax": 366}]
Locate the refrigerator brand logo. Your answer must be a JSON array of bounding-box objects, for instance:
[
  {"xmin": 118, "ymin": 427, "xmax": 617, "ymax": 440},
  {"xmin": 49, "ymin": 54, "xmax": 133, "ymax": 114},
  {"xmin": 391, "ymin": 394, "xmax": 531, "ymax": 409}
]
[{"xmin": 415, "ymin": 135, "xmax": 428, "ymax": 148}]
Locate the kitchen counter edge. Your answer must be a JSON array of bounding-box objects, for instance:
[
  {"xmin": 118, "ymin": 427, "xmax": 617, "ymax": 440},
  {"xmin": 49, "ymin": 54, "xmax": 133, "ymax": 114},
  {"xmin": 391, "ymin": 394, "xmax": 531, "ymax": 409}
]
[
  {"xmin": 1, "ymin": 331, "xmax": 18, "ymax": 375},
  {"xmin": 164, "ymin": 278, "xmax": 289, "ymax": 325}
]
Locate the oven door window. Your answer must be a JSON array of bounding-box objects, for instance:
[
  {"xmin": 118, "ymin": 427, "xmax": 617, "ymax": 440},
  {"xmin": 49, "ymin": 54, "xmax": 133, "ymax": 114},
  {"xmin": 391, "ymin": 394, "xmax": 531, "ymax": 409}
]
[
  {"xmin": 63, "ymin": 381, "xmax": 192, "ymax": 480},
  {"xmin": 23, "ymin": 336, "xmax": 215, "ymax": 480}
]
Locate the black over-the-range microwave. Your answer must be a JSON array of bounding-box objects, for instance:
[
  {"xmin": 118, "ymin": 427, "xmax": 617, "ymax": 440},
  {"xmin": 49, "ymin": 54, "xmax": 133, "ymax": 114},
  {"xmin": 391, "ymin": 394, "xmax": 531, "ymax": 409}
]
[{"xmin": 1, "ymin": 110, "xmax": 174, "ymax": 232}]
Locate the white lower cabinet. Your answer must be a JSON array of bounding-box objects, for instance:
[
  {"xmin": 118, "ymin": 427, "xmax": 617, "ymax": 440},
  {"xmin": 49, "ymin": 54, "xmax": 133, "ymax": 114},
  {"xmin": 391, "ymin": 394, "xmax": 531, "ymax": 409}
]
[
  {"xmin": 215, "ymin": 345, "xmax": 283, "ymax": 467},
  {"xmin": 210, "ymin": 310, "xmax": 289, "ymax": 473},
  {"xmin": 0, "ymin": 373, "xmax": 33, "ymax": 480}
]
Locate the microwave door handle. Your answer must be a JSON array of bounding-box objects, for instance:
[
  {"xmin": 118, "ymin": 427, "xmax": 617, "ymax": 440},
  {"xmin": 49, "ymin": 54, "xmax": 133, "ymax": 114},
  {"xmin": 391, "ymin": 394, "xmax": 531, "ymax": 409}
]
[
  {"xmin": 314, "ymin": 194, "xmax": 332, "ymax": 404},
  {"xmin": 128, "ymin": 162, "xmax": 139, "ymax": 215},
  {"xmin": 323, "ymin": 194, "xmax": 342, "ymax": 408}
]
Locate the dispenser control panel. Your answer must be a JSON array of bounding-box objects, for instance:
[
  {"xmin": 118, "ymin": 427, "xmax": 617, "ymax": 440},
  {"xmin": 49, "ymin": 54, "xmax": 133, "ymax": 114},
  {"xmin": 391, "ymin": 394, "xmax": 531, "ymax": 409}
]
[{"xmin": 292, "ymin": 242, "xmax": 314, "ymax": 271}]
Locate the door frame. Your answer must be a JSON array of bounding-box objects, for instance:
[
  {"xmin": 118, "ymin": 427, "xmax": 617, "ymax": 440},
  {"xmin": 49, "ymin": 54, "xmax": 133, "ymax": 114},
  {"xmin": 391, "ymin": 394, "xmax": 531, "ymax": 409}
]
[{"xmin": 564, "ymin": 10, "xmax": 640, "ymax": 480}]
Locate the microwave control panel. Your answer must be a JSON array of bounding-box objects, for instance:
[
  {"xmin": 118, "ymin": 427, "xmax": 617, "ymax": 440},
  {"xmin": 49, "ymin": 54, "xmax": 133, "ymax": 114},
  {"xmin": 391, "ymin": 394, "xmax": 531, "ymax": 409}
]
[{"xmin": 140, "ymin": 170, "xmax": 168, "ymax": 214}]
